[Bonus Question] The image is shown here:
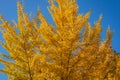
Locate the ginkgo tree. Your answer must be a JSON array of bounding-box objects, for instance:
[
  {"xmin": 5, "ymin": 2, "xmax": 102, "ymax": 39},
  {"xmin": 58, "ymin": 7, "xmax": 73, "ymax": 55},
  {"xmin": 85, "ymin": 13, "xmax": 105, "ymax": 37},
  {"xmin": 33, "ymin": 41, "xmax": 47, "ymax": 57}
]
[{"xmin": 0, "ymin": 0, "xmax": 120, "ymax": 80}]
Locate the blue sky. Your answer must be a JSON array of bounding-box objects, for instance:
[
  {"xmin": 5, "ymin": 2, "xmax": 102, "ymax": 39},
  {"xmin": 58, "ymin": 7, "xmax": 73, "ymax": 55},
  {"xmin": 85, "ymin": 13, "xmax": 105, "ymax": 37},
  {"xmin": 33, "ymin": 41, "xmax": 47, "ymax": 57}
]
[{"xmin": 0, "ymin": 0, "xmax": 120, "ymax": 79}]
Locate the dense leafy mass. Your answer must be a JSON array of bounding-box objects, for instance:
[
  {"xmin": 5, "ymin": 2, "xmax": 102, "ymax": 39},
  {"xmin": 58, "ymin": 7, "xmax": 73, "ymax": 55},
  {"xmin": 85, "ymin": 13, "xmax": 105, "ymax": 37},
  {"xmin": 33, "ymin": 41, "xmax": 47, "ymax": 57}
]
[{"xmin": 0, "ymin": 0, "xmax": 120, "ymax": 80}]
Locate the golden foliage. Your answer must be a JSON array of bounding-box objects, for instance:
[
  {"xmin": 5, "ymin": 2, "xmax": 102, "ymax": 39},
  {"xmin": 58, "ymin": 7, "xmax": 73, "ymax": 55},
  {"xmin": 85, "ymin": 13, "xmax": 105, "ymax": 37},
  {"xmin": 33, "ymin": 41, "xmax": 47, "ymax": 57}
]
[{"xmin": 0, "ymin": 0, "xmax": 120, "ymax": 80}]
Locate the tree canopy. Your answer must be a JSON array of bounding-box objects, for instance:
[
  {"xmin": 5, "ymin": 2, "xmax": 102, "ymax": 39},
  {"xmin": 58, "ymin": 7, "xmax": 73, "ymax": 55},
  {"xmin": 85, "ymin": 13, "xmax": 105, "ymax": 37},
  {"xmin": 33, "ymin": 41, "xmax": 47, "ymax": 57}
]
[{"xmin": 0, "ymin": 0, "xmax": 120, "ymax": 80}]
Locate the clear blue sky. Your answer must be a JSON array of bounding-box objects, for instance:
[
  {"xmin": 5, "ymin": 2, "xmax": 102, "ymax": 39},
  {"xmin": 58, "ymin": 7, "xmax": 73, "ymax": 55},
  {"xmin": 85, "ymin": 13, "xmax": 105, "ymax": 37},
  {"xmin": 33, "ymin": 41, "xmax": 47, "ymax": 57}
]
[{"xmin": 0, "ymin": 0, "xmax": 120, "ymax": 79}]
